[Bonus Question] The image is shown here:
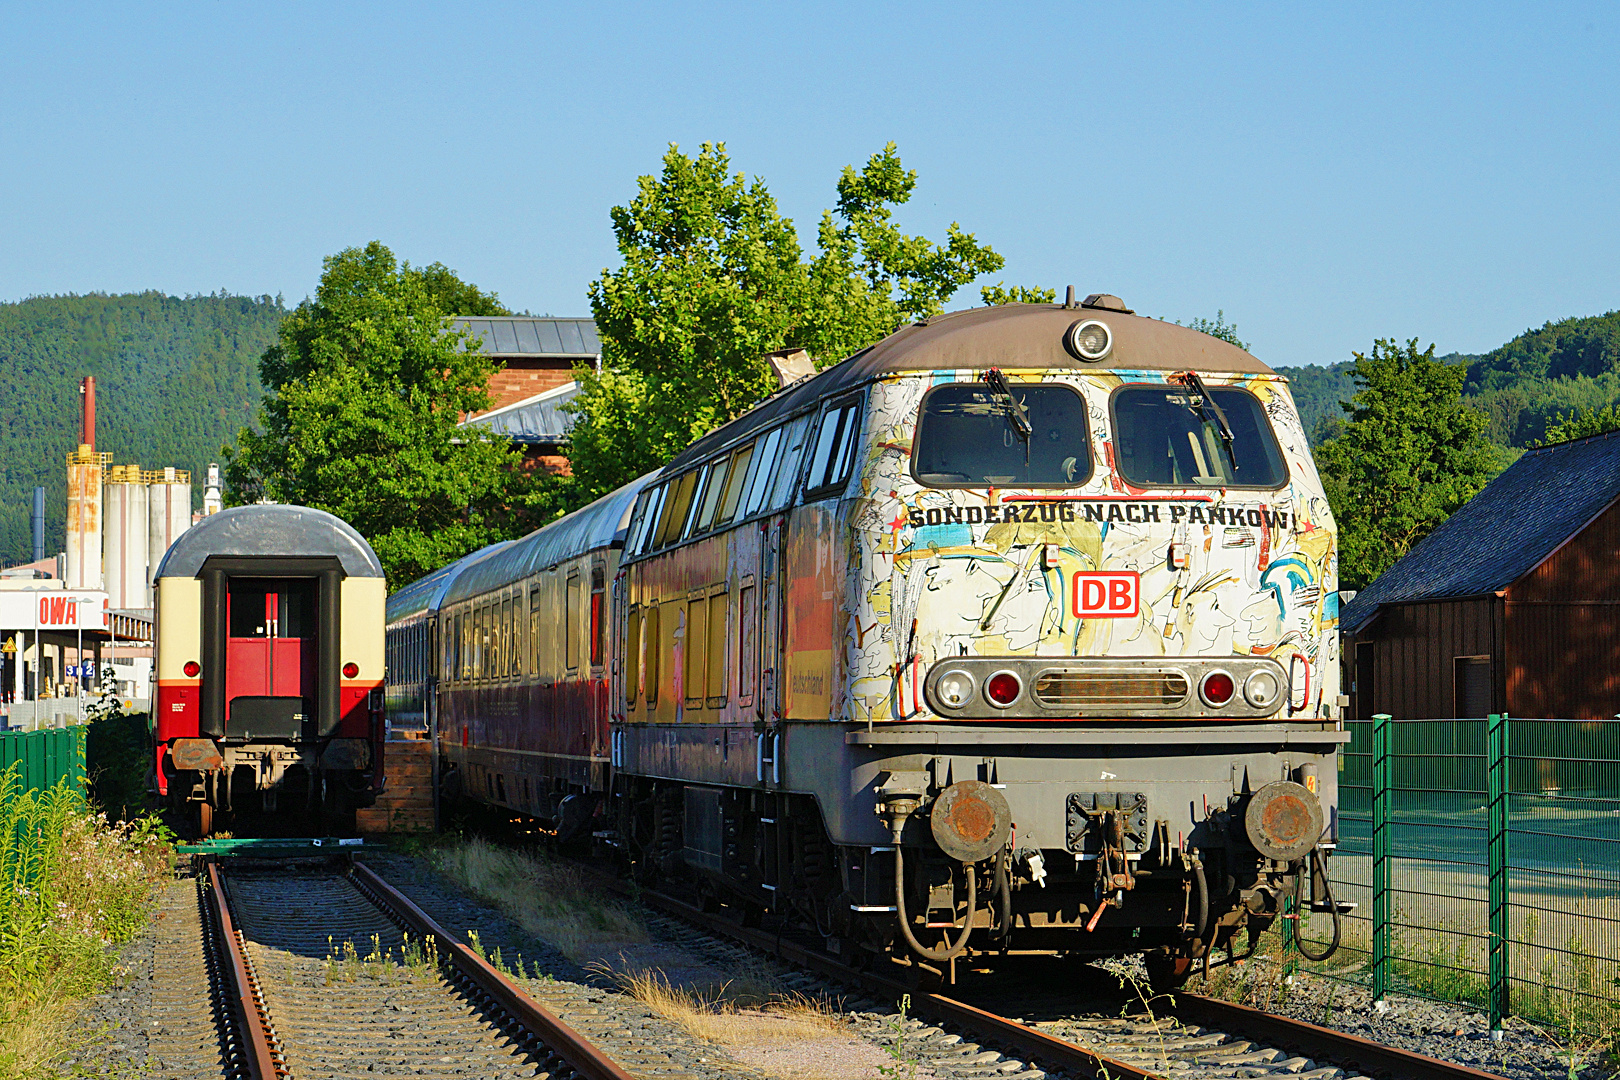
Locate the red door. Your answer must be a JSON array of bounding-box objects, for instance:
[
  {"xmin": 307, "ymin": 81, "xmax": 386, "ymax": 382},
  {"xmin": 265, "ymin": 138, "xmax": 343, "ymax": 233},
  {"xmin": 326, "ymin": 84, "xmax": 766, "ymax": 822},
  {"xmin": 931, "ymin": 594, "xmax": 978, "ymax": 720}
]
[{"xmin": 225, "ymin": 580, "xmax": 317, "ymax": 737}]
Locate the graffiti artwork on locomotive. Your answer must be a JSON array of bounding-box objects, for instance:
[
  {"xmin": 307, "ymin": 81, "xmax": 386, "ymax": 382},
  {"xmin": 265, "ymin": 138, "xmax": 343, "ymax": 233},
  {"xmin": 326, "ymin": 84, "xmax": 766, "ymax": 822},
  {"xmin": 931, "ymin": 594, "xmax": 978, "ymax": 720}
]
[
  {"xmin": 154, "ymin": 504, "xmax": 387, "ymax": 836},
  {"xmin": 387, "ymin": 296, "xmax": 1346, "ymax": 984}
]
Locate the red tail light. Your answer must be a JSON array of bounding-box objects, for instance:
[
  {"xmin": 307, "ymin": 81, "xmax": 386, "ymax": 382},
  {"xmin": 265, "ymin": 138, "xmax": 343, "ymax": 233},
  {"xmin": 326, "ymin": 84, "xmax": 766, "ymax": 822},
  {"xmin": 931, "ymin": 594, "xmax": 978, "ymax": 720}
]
[
  {"xmin": 182, "ymin": 660, "xmax": 200, "ymax": 678},
  {"xmin": 342, "ymin": 662, "xmax": 359, "ymax": 679},
  {"xmin": 1200, "ymin": 670, "xmax": 1235, "ymax": 706},
  {"xmin": 985, "ymin": 671, "xmax": 1023, "ymax": 707}
]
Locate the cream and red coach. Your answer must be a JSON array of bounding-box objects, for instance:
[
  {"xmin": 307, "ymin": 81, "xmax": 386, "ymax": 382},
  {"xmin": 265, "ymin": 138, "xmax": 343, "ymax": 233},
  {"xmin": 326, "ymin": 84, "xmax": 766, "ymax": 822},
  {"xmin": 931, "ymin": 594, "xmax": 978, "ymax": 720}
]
[{"xmin": 154, "ymin": 504, "xmax": 386, "ymax": 833}]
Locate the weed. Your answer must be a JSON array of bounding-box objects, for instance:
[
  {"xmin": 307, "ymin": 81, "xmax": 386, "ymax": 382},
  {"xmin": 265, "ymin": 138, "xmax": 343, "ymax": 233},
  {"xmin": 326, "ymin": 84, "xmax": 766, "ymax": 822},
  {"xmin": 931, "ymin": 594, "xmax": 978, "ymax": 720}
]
[{"xmin": 876, "ymin": 994, "xmax": 920, "ymax": 1080}]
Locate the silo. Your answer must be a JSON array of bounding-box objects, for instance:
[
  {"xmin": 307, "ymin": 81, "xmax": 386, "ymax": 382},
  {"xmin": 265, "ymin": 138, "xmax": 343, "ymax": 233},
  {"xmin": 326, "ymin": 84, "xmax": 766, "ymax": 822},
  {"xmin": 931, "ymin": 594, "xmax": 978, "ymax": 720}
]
[
  {"xmin": 105, "ymin": 464, "xmax": 150, "ymax": 609},
  {"xmin": 147, "ymin": 468, "xmax": 192, "ymax": 583},
  {"xmin": 65, "ymin": 444, "xmax": 107, "ymax": 590}
]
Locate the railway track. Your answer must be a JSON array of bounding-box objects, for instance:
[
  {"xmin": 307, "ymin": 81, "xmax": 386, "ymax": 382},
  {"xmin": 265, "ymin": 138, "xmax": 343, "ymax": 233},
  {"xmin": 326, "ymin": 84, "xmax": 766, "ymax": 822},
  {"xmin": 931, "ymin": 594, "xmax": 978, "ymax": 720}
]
[
  {"xmin": 195, "ymin": 856, "xmax": 631, "ymax": 1080},
  {"xmin": 632, "ymin": 886, "xmax": 1510, "ymax": 1080}
]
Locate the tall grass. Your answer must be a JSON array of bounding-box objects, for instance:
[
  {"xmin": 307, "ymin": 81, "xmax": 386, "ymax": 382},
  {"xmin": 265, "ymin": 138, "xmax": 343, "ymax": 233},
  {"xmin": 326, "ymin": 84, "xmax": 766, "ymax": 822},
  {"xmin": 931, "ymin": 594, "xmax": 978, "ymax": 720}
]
[{"xmin": 0, "ymin": 763, "xmax": 174, "ymax": 1078}]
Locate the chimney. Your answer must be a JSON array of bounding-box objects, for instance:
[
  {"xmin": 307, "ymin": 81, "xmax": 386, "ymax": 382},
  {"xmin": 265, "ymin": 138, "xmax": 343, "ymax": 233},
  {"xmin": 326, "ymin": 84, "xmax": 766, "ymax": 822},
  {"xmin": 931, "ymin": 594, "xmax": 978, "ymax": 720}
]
[
  {"xmin": 80, "ymin": 376, "xmax": 96, "ymax": 449},
  {"xmin": 31, "ymin": 486, "xmax": 44, "ymax": 564}
]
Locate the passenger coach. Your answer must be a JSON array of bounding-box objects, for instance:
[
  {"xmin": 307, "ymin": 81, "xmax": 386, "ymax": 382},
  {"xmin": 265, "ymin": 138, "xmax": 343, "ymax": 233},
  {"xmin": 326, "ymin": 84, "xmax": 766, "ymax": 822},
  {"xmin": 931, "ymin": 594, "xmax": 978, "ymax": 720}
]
[
  {"xmin": 155, "ymin": 505, "xmax": 386, "ymax": 835},
  {"xmin": 389, "ymin": 295, "xmax": 1347, "ymax": 984}
]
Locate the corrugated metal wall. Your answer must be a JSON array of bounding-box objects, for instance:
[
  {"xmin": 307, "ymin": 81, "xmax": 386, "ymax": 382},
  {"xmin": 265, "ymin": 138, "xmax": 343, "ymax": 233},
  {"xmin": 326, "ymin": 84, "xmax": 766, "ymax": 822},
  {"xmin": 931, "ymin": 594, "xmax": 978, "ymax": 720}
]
[
  {"xmin": 1505, "ymin": 498, "xmax": 1620, "ymax": 718},
  {"xmin": 1352, "ymin": 597, "xmax": 1502, "ymax": 719}
]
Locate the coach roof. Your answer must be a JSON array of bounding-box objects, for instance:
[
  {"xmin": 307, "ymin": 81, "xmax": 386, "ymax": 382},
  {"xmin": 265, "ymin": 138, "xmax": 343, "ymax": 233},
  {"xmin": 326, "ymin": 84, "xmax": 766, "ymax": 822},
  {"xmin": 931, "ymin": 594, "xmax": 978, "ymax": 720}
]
[
  {"xmin": 441, "ymin": 474, "xmax": 654, "ymax": 606},
  {"xmin": 154, "ymin": 504, "xmax": 385, "ymax": 579},
  {"xmin": 664, "ymin": 301, "xmax": 1274, "ymax": 475},
  {"xmin": 386, "ymin": 541, "xmax": 514, "ymax": 625}
]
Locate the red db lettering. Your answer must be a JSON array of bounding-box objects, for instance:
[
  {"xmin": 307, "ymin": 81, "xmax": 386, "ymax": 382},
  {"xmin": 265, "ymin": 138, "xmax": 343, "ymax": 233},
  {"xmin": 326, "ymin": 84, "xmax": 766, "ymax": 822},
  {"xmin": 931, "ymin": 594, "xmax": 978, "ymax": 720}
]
[{"xmin": 1073, "ymin": 572, "xmax": 1140, "ymax": 618}]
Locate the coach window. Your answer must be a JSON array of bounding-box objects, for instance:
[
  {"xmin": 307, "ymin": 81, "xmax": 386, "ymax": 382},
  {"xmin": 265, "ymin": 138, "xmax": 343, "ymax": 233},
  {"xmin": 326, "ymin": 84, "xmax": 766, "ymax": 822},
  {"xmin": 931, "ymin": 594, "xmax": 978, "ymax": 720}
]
[
  {"xmin": 590, "ymin": 569, "xmax": 606, "ymax": 669},
  {"xmin": 737, "ymin": 583, "xmax": 756, "ymax": 703},
  {"xmin": 716, "ymin": 444, "xmax": 754, "ymax": 526},
  {"xmin": 694, "ymin": 456, "xmax": 731, "ymax": 534},
  {"xmin": 1110, "ymin": 383, "xmax": 1287, "ymax": 489},
  {"xmin": 804, "ymin": 397, "xmax": 863, "ymax": 498},
  {"xmin": 766, "ymin": 414, "xmax": 815, "ymax": 510},
  {"xmin": 501, "ymin": 597, "xmax": 514, "ymax": 678},
  {"xmin": 914, "ymin": 381, "xmax": 1093, "ymax": 488},
  {"xmin": 565, "ymin": 573, "xmax": 581, "ymax": 671},
  {"xmin": 625, "ymin": 488, "xmax": 656, "ymax": 555},
  {"xmin": 680, "ymin": 466, "xmax": 715, "ymax": 540}
]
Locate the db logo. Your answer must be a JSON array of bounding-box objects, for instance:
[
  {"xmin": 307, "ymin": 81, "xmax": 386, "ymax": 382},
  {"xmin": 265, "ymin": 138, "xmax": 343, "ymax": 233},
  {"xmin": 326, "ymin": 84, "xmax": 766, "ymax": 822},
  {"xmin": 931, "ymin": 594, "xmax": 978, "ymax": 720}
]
[{"xmin": 1072, "ymin": 571, "xmax": 1140, "ymax": 618}]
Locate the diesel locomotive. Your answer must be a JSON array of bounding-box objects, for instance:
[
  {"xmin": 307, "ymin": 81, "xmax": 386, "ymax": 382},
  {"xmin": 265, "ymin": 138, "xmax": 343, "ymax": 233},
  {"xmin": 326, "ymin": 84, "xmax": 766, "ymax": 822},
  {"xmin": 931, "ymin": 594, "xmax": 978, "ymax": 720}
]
[
  {"xmin": 155, "ymin": 504, "xmax": 387, "ymax": 836},
  {"xmin": 388, "ymin": 296, "xmax": 1346, "ymax": 982}
]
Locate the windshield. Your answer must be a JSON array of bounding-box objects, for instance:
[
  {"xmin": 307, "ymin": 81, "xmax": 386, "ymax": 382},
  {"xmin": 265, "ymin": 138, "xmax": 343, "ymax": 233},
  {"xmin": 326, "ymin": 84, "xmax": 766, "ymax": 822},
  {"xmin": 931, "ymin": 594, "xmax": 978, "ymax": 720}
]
[
  {"xmin": 1112, "ymin": 384, "xmax": 1287, "ymax": 488},
  {"xmin": 913, "ymin": 382, "xmax": 1093, "ymax": 487}
]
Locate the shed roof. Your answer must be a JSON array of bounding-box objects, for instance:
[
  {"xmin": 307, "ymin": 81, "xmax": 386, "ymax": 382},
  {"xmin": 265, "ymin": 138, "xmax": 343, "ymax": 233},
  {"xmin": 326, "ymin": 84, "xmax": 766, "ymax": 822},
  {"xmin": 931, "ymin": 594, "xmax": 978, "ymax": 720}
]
[
  {"xmin": 665, "ymin": 301, "xmax": 1274, "ymax": 474},
  {"xmin": 458, "ymin": 382, "xmax": 580, "ymax": 443},
  {"xmin": 1341, "ymin": 430, "xmax": 1620, "ymax": 632},
  {"xmin": 451, "ymin": 317, "xmax": 600, "ymax": 358}
]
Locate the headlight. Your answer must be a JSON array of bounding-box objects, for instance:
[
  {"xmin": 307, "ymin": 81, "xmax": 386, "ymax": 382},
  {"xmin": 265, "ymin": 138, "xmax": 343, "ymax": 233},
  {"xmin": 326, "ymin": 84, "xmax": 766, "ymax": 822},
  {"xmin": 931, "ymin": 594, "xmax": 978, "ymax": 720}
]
[
  {"xmin": 935, "ymin": 669, "xmax": 975, "ymax": 709},
  {"xmin": 1244, "ymin": 668, "xmax": 1281, "ymax": 709},
  {"xmin": 1066, "ymin": 319, "xmax": 1112, "ymax": 362}
]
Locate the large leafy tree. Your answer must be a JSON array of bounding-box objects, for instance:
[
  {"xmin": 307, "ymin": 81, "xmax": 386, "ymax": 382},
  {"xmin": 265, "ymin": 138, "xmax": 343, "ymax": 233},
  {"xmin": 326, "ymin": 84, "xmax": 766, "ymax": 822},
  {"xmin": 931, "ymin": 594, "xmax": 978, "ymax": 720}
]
[
  {"xmin": 566, "ymin": 142, "xmax": 1019, "ymax": 506},
  {"xmin": 1318, "ymin": 338, "xmax": 1503, "ymax": 590},
  {"xmin": 225, "ymin": 242, "xmax": 535, "ymax": 584}
]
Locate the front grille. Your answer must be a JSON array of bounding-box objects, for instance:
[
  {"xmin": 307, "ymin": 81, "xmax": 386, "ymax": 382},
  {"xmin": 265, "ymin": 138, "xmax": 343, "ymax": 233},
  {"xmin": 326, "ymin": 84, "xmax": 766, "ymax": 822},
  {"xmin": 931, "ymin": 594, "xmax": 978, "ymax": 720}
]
[{"xmin": 1032, "ymin": 669, "xmax": 1190, "ymax": 709}]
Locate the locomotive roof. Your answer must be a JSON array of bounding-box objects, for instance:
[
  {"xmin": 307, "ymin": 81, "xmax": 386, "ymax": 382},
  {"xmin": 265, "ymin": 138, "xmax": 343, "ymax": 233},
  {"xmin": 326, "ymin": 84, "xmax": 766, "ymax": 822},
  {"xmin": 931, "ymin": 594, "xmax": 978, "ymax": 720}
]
[
  {"xmin": 1342, "ymin": 429, "xmax": 1620, "ymax": 633},
  {"xmin": 665, "ymin": 301, "xmax": 1275, "ymax": 475},
  {"xmin": 439, "ymin": 473, "xmax": 654, "ymax": 606},
  {"xmin": 386, "ymin": 541, "xmax": 514, "ymax": 625},
  {"xmin": 154, "ymin": 504, "xmax": 385, "ymax": 579}
]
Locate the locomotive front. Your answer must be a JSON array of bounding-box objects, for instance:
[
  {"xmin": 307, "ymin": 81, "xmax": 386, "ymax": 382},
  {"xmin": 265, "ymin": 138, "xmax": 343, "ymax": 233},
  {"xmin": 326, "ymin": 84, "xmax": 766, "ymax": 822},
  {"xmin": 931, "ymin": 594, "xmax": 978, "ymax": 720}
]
[{"xmin": 806, "ymin": 297, "xmax": 1344, "ymax": 980}]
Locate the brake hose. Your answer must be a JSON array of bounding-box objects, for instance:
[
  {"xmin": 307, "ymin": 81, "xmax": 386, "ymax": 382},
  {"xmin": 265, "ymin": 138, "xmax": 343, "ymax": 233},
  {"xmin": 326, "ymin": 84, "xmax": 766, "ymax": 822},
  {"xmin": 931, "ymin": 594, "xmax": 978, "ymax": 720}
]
[
  {"xmin": 886, "ymin": 801, "xmax": 977, "ymax": 962},
  {"xmin": 1293, "ymin": 849, "xmax": 1341, "ymax": 962}
]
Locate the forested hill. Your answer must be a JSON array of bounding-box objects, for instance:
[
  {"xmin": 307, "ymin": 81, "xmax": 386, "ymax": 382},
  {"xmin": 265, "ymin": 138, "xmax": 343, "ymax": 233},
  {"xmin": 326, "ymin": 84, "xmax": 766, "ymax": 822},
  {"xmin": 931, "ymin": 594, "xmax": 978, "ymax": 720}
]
[
  {"xmin": 1277, "ymin": 309, "xmax": 1620, "ymax": 449},
  {"xmin": 0, "ymin": 292, "xmax": 284, "ymax": 565}
]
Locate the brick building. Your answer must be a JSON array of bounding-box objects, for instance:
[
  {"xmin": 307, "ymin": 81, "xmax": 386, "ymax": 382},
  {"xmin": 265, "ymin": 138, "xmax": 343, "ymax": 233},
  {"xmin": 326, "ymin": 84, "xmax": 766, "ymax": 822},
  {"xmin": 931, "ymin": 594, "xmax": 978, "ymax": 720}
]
[{"xmin": 453, "ymin": 317, "xmax": 600, "ymax": 474}]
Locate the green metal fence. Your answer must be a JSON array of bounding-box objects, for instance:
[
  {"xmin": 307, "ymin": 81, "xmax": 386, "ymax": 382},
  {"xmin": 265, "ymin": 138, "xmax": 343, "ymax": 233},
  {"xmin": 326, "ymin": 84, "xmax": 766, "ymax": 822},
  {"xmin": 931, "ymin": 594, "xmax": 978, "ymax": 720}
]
[
  {"xmin": 1300, "ymin": 715, "xmax": 1620, "ymax": 1031},
  {"xmin": 0, "ymin": 726, "xmax": 87, "ymax": 796}
]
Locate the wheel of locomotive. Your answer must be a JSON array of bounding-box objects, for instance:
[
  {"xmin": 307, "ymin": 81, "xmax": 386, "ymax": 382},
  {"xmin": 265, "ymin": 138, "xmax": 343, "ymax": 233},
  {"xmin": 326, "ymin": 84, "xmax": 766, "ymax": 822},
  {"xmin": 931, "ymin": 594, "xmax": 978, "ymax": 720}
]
[
  {"xmin": 195, "ymin": 800, "xmax": 213, "ymax": 840},
  {"xmin": 1144, "ymin": 950, "xmax": 1195, "ymax": 995},
  {"xmin": 738, "ymin": 902, "xmax": 765, "ymax": 929}
]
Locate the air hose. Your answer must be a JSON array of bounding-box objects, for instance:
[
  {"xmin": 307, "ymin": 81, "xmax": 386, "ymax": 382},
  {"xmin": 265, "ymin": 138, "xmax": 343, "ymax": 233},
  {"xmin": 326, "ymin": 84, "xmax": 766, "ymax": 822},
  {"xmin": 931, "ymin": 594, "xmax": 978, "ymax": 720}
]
[
  {"xmin": 1293, "ymin": 848, "xmax": 1341, "ymax": 962},
  {"xmin": 886, "ymin": 801, "xmax": 978, "ymax": 962}
]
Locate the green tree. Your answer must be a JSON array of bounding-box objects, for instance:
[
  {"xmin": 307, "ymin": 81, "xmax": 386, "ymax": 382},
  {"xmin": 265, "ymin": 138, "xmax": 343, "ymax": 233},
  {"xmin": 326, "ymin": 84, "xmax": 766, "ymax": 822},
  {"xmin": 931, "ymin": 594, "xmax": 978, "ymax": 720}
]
[
  {"xmin": 1318, "ymin": 338, "xmax": 1502, "ymax": 590},
  {"xmin": 225, "ymin": 242, "xmax": 534, "ymax": 584},
  {"xmin": 1539, "ymin": 402, "xmax": 1620, "ymax": 445},
  {"xmin": 1181, "ymin": 310, "xmax": 1248, "ymax": 351},
  {"xmin": 980, "ymin": 283, "xmax": 1057, "ymax": 306},
  {"xmin": 567, "ymin": 141, "xmax": 1020, "ymax": 506}
]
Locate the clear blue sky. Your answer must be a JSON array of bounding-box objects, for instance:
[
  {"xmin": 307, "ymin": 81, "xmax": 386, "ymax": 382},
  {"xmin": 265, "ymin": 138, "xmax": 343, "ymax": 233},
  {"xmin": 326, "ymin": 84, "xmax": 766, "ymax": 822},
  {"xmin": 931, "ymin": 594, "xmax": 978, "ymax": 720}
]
[{"xmin": 3, "ymin": 2, "xmax": 1616, "ymax": 367}]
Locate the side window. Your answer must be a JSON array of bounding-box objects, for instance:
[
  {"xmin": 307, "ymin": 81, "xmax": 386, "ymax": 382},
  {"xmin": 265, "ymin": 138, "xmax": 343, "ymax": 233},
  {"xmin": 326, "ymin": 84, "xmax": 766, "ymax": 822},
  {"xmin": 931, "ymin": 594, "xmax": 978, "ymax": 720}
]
[
  {"xmin": 566, "ymin": 573, "xmax": 581, "ymax": 670},
  {"xmin": 654, "ymin": 472, "xmax": 698, "ymax": 549},
  {"xmin": 502, "ymin": 597, "xmax": 515, "ymax": 677},
  {"xmin": 693, "ymin": 457, "xmax": 732, "ymax": 534},
  {"xmin": 740, "ymin": 428, "xmax": 782, "ymax": 517},
  {"xmin": 679, "ymin": 467, "xmax": 713, "ymax": 540},
  {"xmin": 737, "ymin": 584, "xmax": 756, "ymax": 701},
  {"xmin": 624, "ymin": 488, "xmax": 655, "ymax": 555},
  {"xmin": 625, "ymin": 605, "xmax": 641, "ymax": 706},
  {"xmin": 529, "ymin": 586, "xmax": 541, "ymax": 675},
  {"xmin": 716, "ymin": 445, "xmax": 753, "ymax": 526},
  {"xmin": 645, "ymin": 604, "xmax": 661, "ymax": 705},
  {"xmin": 804, "ymin": 399, "xmax": 862, "ymax": 497},
  {"xmin": 766, "ymin": 414, "xmax": 814, "ymax": 510},
  {"xmin": 706, "ymin": 592, "xmax": 728, "ymax": 704},
  {"xmin": 590, "ymin": 569, "xmax": 606, "ymax": 668},
  {"xmin": 684, "ymin": 598, "xmax": 707, "ymax": 705}
]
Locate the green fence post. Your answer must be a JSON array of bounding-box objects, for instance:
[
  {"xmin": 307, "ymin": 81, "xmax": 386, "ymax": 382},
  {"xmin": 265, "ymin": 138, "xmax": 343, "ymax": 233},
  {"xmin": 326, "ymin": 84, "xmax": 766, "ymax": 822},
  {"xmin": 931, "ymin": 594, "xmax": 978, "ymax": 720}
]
[
  {"xmin": 1371, "ymin": 713, "xmax": 1391, "ymax": 1003},
  {"xmin": 1487, "ymin": 713, "xmax": 1510, "ymax": 1032}
]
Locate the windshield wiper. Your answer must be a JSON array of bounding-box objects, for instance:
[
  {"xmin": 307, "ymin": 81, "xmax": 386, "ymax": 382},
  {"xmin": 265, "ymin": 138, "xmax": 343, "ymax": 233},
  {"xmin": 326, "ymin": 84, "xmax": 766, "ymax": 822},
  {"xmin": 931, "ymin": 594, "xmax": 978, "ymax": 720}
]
[
  {"xmin": 1182, "ymin": 371, "xmax": 1235, "ymax": 448},
  {"xmin": 984, "ymin": 368, "xmax": 1032, "ymax": 442}
]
